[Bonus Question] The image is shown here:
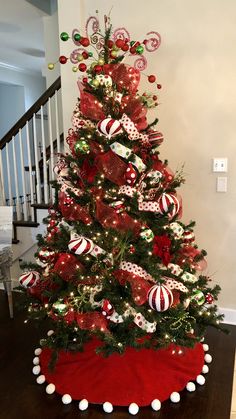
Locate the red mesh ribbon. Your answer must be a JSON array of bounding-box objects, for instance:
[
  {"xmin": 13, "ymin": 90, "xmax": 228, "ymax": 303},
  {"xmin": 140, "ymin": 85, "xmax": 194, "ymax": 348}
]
[
  {"xmin": 80, "ymin": 158, "xmax": 98, "ymax": 184},
  {"xmin": 96, "ymin": 199, "xmax": 141, "ymax": 235},
  {"xmin": 122, "ymin": 95, "xmax": 147, "ymax": 130},
  {"xmin": 177, "ymin": 246, "xmax": 207, "ymax": 271},
  {"xmin": 95, "ymin": 150, "xmax": 128, "ymax": 186},
  {"xmin": 66, "ymin": 129, "xmax": 78, "ymax": 156},
  {"xmin": 151, "ymin": 157, "xmax": 174, "ymax": 185},
  {"xmin": 78, "ymin": 81, "xmax": 105, "ymax": 121},
  {"xmin": 76, "ymin": 312, "xmax": 108, "ymax": 332},
  {"xmin": 103, "ymin": 63, "xmax": 140, "ymax": 95},
  {"xmin": 53, "ymin": 253, "xmax": 84, "ymax": 281},
  {"xmin": 58, "ymin": 191, "xmax": 93, "ymax": 224},
  {"xmin": 113, "ymin": 270, "xmax": 151, "ymax": 305}
]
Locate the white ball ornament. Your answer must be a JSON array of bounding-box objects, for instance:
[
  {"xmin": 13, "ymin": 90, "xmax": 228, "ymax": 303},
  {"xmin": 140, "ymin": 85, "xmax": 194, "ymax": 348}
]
[
  {"xmin": 103, "ymin": 402, "xmax": 113, "ymax": 413},
  {"xmin": 203, "ymin": 344, "xmax": 209, "ymax": 352},
  {"xmin": 78, "ymin": 399, "xmax": 89, "ymax": 411},
  {"xmin": 46, "ymin": 383, "xmax": 56, "ymax": 394},
  {"xmin": 204, "ymin": 353, "xmax": 212, "ymax": 363},
  {"xmin": 196, "ymin": 375, "xmax": 205, "ymax": 385},
  {"xmin": 128, "ymin": 403, "xmax": 139, "ymax": 415},
  {"xmin": 170, "ymin": 392, "xmax": 180, "ymax": 403},
  {"xmin": 202, "ymin": 364, "xmax": 209, "ymax": 374},
  {"xmin": 62, "ymin": 394, "xmax": 72, "ymax": 404},
  {"xmin": 47, "ymin": 329, "xmax": 54, "ymax": 336},
  {"xmin": 32, "ymin": 365, "xmax": 41, "ymax": 375},
  {"xmin": 186, "ymin": 382, "xmax": 196, "ymax": 392},
  {"xmin": 151, "ymin": 399, "xmax": 161, "ymax": 411},
  {"xmin": 36, "ymin": 375, "xmax": 46, "ymax": 384},
  {"xmin": 33, "ymin": 356, "xmax": 40, "ymax": 365},
  {"xmin": 34, "ymin": 348, "xmax": 42, "ymax": 356}
]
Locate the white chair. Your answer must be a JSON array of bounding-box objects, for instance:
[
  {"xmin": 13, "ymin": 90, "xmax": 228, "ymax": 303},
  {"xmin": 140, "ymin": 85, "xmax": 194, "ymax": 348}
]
[{"xmin": 0, "ymin": 206, "xmax": 13, "ymax": 318}]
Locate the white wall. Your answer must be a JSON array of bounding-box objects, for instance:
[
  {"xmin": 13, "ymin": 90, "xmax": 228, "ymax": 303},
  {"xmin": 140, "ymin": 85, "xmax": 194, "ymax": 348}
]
[
  {"xmin": 42, "ymin": 8, "xmax": 60, "ymax": 88},
  {"xmin": 0, "ymin": 83, "xmax": 25, "ymax": 138},
  {"xmin": 57, "ymin": 0, "xmax": 236, "ymax": 310}
]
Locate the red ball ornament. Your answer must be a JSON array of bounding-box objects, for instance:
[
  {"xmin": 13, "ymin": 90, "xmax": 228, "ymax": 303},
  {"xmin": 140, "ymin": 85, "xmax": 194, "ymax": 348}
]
[
  {"xmin": 129, "ymin": 245, "xmax": 136, "ymax": 254},
  {"xmin": 93, "ymin": 65, "xmax": 103, "ymax": 74},
  {"xmin": 59, "ymin": 55, "xmax": 68, "ymax": 64},
  {"xmin": 38, "ymin": 247, "xmax": 56, "ymax": 263},
  {"xmin": 82, "ymin": 51, "xmax": 89, "ymax": 59},
  {"xmin": 78, "ymin": 63, "xmax": 87, "ymax": 72},
  {"xmin": 80, "ymin": 37, "xmax": 90, "ymax": 47},
  {"xmin": 82, "ymin": 77, "xmax": 88, "ymax": 84},
  {"xmin": 148, "ymin": 75, "xmax": 156, "ymax": 83},
  {"xmin": 130, "ymin": 46, "xmax": 137, "ymax": 54},
  {"xmin": 205, "ymin": 293, "xmax": 214, "ymax": 304},
  {"xmin": 158, "ymin": 193, "xmax": 180, "ymax": 219},
  {"xmin": 115, "ymin": 39, "xmax": 125, "ymax": 49},
  {"xmin": 97, "ymin": 117, "xmax": 122, "ymax": 139},
  {"xmin": 107, "ymin": 40, "xmax": 114, "ymax": 48},
  {"xmin": 157, "ymin": 84, "xmax": 162, "ymax": 89},
  {"xmin": 19, "ymin": 271, "xmax": 40, "ymax": 288},
  {"xmin": 124, "ymin": 163, "xmax": 137, "ymax": 186},
  {"xmin": 121, "ymin": 43, "xmax": 129, "ymax": 52},
  {"xmin": 148, "ymin": 284, "xmax": 173, "ymax": 312}
]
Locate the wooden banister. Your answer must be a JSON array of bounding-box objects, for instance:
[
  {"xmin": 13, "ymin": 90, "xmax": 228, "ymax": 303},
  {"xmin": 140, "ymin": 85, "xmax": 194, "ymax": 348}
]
[{"xmin": 0, "ymin": 76, "xmax": 61, "ymax": 150}]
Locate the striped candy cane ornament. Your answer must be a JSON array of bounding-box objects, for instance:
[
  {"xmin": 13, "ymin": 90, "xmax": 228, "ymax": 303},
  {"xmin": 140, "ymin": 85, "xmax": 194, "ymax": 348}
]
[
  {"xmin": 147, "ymin": 284, "xmax": 173, "ymax": 312},
  {"xmin": 19, "ymin": 271, "xmax": 40, "ymax": 288}
]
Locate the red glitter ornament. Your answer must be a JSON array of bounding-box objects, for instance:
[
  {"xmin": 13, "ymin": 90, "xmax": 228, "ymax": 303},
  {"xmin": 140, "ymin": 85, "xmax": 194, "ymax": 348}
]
[
  {"xmin": 78, "ymin": 63, "xmax": 87, "ymax": 72},
  {"xmin": 148, "ymin": 75, "xmax": 156, "ymax": 83},
  {"xmin": 93, "ymin": 65, "xmax": 103, "ymax": 74},
  {"xmin": 82, "ymin": 77, "xmax": 88, "ymax": 84},
  {"xmin": 80, "ymin": 37, "xmax": 90, "ymax": 47},
  {"xmin": 205, "ymin": 293, "xmax": 214, "ymax": 304},
  {"xmin": 59, "ymin": 55, "xmax": 68, "ymax": 64},
  {"xmin": 121, "ymin": 43, "xmax": 129, "ymax": 52},
  {"xmin": 82, "ymin": 51, "xmax": 89, "ymax": 59},
  {"xmin": 107, "ymin": 40, "xmax": 114, "ymax": 48},
  {"xmin": 115, "ymin": 39, "xmax": 125, "ymax": 49}
]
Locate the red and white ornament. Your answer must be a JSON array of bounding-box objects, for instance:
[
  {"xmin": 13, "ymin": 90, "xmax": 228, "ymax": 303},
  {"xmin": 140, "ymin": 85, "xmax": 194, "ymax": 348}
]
[
  {"xmin": 205, "ymin": 293, "xmax": 214, "ymax": 304},
  {"xmin": 97, "ymin": 117, "xmax": 122, "ymax": 139},
  {"xmin": 158, "ymin": 193, "xmax": 180, "ymax": 219},
  {"xmin": 68, "ymin": 236, "xmax": 94, "ymax": 255},
  {"xmin": 125, "ymin": 163, "xmax": 137, "ymax": 186},
  {"xmin": 182, "ymin": 230, "xmax": 195, "ymax": 245},
  {"xmin": 19, "ymin": 271, "xmax": 40, "ymax": 288},
  {"xmin": 38, "ymin": 248, "xmax": 56, "ymax": 264},
  {"xmin": 147, "ymin": 130, "xmax": 164, "ymax": 146},
  {"xmin": 102, "ymin": 299, "xmax": 114, "ymax": 317},
  {"xmin": 147, "ymin": 283, "xmax": 173, "ymax": 312},
  {"xmin": 110, "ymin": 200, "xmax": 125, "ymax": 213}
]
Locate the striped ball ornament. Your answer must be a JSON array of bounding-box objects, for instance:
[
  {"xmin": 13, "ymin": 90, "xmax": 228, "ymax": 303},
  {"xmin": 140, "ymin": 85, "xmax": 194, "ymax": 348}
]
[
  {"xmin": 158, "ymin": 193, "xmax": 180, "ymax": 219},
  {"xmin": 97, "ymin": 117, "xmax": 122, "ymax": 139},
  {"xmin": 19, "ymin": 271, "xmax": 40, "ymax": 288},
  {"xmin": 68, "ymin": 236, "xmax": 94, "ymax": 255},
  {"xmin": 148, "ymin": 284, "xmax": 173, "ymax": 312}
]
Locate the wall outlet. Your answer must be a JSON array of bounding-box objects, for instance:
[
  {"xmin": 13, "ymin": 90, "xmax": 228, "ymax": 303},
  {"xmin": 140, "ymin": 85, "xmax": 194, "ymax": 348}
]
[{"xmin": 216, "ymin": 176, "xmax": 227, "ymax": 192}]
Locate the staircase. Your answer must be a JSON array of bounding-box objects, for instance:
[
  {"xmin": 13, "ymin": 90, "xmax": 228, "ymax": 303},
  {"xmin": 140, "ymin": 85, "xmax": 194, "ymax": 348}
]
[{"xmin": 0, "ymin": 77, "xmax": 63, "ymax": 280}]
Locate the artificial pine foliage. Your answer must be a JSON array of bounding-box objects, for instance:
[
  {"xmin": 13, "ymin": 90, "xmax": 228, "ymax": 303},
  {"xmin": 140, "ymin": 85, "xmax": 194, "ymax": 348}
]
[{"xmin": 18, "ymin": 14, "xmax": 225, "ymax": 361}]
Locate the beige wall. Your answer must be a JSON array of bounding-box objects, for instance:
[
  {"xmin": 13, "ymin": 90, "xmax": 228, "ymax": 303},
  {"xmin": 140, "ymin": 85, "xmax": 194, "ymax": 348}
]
[{"xmin": 58, "ymin": 0, "xmax": 236, "ymax": 310}]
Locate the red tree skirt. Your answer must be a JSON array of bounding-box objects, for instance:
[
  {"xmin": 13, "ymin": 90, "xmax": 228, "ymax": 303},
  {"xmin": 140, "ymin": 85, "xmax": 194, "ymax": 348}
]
[{"xmin": 40, "ymin": 339, "xmax": 204, "ymax": 406}]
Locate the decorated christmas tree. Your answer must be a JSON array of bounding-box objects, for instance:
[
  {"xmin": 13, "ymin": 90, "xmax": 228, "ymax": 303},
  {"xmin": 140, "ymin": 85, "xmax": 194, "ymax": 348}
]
[{"xmin": 18, "ymin": 14, "xmax": 225, "ymax": 414}]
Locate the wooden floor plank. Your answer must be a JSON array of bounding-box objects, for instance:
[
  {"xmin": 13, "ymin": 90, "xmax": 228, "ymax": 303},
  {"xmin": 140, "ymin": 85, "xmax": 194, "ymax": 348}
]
[{"xmin": 0, "ymin": 290, "xmax": 235, "ymax": 419}]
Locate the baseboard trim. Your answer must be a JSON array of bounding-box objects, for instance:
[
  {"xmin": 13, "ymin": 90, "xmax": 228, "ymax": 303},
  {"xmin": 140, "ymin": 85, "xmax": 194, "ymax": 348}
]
[{"xmin": 219, "ymin": 307, "xmax": 236, "ymax": 325}]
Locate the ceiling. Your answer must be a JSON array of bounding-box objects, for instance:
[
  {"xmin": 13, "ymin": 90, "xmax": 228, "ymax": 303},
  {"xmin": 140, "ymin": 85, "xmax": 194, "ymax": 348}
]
[{"xmin": 0, "ymin": 0, "xmax": 51, "ymax": 75}]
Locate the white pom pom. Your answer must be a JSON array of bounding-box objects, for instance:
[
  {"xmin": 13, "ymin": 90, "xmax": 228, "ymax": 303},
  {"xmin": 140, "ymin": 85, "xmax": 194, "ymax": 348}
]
[
  {"xmin": 203, "ymin": 344, "xmax": 209, "ymax": 352},
  {"xmin": 103, "ymin": 402, "xmax": 113, "ymax": 413},
  {"xmin": 196, "ymin": 375, "xmax": 205, "ymax": 385},
  {"xmin": 46, "ymin": 383, "xmax": 56, "ymax": 394},
  {"xmin": 202, "ymin": 364, "xmax": 209, "ymax": 374},
  {"xmin": 34, "ymin": 348, "xmax": 42, "ymax": 356},
  {"xmin": 32, "ymin": 365, "xmax": 41, "ymax": 375},
  {"xmin": 170, "ymin": 392, "xmax": 180, "ymax": 403},
  {"xmin": 151, "ymin": 399, "xmax": 161, "ymax": 411},
  {"xmin": 78, "ymin": 399, "xmax": 89, "ymax": 411},
  {"xmin": 128, "ymin": 403, "xmax": 139, "ymax": 415},
  {"xmin": 62, "ymin": 394, "xmax": 72, "ymax": 404},
  {"xmin": 33, "ymin": 356, "xmax": 40, "ymax": 365},
  {"xmin": 200, "ymin": 336, "xmax": 205, "ymax": 342},
  {"xmin": 47, "ymin": 330, "xmax": 54, "ymax": 336},
  {"xmin": 186, "ymin": 382, "xmax": 196, "ymax": 392},
  {"xmin": 36, "ymin": 374, "xmax": 45, "ymax": 384},
  {"xmin": 204, "ymin": 353, "xmax": 212, "ymax": 363}
]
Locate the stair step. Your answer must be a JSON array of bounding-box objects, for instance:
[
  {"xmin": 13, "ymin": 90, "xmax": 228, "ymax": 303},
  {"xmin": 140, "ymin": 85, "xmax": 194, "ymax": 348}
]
[
  {"xmin": 31, "ymin": 203, "xmax": 50, "ymax": 210},
  {"xmin": 13, "ymin": 221, "xmax": 39, "ymax": 228}
]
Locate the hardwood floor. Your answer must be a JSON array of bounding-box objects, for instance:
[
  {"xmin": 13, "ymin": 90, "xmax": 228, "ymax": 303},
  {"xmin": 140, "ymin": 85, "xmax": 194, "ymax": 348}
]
[{"xmin": 0, "ymin": 290, "xmax": 235, "ymax": 419}]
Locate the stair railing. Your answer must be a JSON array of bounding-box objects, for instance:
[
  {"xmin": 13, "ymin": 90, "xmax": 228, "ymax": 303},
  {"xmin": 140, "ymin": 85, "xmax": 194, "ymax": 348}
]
[{"xmin": 0, "ymin": 77, "xmax": 63, "ymax": 221}]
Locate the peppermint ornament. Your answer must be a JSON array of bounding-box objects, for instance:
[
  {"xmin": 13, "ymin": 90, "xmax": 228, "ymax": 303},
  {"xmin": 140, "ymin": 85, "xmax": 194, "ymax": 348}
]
[
  {"xmin": 125, "ymin": 163, "xmax": 137, "ymax": 186},
  {"xmin": 158, "ymin": 193, "xmax": 180, "ymax": 219},
  {"xmin": 148, "ymin": 284, "xmax": 173, "ymax": 312},
  {"xmin": 97, "ymin": 117, "xmax": 122, "ymax": 139},
  {"xmin": 19, "ymin": 271, "xmax": 40, "ymax": 288},
  {"xmin": 68, "ymin": 236, "xmax": 94, "ymax": 255}
]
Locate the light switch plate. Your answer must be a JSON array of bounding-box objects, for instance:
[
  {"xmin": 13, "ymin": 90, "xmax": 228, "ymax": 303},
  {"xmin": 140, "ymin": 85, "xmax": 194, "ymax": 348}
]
[
  {"xmin": 213, "ymin": 158, "xmax": 228, "ymax": 172},
  {"xmin": 216, "ymin": 176, "xmax": 227, "ymax": 192}
]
